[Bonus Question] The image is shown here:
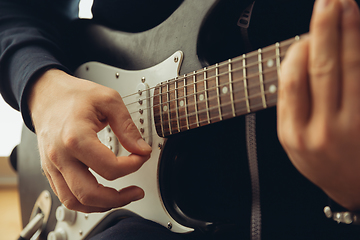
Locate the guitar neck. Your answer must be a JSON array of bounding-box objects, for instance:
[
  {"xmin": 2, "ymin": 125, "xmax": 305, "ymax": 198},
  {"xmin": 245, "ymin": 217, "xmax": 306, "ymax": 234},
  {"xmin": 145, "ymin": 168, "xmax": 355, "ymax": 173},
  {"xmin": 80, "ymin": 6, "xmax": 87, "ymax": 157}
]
[{"xmin": 153, "ymin": 35, "xmax": 302, "ymax": 137}]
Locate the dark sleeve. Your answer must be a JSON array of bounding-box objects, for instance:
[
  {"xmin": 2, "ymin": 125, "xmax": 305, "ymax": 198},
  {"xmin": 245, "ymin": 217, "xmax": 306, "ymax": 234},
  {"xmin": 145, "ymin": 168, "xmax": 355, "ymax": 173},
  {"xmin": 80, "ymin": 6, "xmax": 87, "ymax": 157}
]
[{"xmin": 0, "ymin": 0, "xmax": 70, "ymax": 131}]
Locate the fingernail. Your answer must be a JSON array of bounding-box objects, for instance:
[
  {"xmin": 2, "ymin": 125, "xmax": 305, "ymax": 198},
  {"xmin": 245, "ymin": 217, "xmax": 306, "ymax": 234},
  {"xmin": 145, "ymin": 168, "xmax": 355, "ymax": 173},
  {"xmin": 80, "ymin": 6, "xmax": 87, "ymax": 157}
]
[
  {"xmin": 316, "ymin": 0, "xmax": 330, "ymax": 11},
  {"xmin": 137, "ymin": 138, "xmax": 152, "ymax": 152},
  {"xmin": 133, "ymin": 189, "xmax": 145, "ymax": 201}
]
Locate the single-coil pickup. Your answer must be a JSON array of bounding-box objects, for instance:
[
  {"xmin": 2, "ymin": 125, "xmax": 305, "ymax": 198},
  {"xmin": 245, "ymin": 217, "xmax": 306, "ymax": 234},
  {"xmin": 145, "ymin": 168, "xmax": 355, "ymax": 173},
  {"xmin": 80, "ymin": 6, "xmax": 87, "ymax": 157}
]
[{"xmin": 135, "ymin": 82, "xmax": 152, "ymax": 147}]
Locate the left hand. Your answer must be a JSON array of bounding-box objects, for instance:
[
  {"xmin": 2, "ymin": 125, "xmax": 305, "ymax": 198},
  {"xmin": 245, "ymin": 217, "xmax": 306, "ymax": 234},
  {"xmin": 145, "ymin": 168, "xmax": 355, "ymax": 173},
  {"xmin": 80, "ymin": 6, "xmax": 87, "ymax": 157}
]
[{"xmin": 277, "ymin": 0, "xmax": 360, "ymax": 210}]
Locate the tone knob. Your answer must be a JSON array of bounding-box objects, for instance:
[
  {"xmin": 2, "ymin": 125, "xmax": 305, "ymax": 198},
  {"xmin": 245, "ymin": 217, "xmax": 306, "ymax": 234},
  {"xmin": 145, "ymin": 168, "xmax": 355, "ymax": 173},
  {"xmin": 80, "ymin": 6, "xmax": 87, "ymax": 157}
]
[
  {"xmin": 48, "ymin": 228, "xmax": 67, "ymax": 240},
  {"xmin": 56, "ymin": 205, "xmax": 76, "ymax": 225}
]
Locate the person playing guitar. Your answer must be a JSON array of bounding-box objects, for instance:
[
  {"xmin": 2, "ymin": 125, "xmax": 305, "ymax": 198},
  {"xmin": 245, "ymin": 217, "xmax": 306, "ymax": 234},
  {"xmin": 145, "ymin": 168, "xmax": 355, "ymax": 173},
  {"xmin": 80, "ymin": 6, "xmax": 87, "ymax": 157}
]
[{"xmin": 1, "ymin": 0, "xmax": 360, "ymax": 239}]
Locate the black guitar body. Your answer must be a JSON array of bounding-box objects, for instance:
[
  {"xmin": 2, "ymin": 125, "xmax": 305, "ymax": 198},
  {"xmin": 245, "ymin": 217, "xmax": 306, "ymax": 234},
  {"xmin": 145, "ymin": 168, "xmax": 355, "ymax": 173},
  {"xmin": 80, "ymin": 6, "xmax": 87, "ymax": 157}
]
[{"xmin": 17, "ymin": 0, "xmax": 360, "ymax": 239}]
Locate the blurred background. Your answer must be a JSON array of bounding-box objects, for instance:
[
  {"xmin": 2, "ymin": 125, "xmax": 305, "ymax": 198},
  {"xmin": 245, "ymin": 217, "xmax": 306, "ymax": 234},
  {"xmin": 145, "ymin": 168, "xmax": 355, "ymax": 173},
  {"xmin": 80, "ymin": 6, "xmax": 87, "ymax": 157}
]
[{"xmin": 0, "ymin": 94, "xmax": 23, "ymax": 239}]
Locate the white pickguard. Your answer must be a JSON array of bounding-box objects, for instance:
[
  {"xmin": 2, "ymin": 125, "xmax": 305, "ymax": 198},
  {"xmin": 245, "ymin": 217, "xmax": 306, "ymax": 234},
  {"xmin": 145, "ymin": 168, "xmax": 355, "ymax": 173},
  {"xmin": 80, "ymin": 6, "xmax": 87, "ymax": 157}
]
[{"xmin": 50, "ymin": 51, "xmax": 194, "ymax": 240}]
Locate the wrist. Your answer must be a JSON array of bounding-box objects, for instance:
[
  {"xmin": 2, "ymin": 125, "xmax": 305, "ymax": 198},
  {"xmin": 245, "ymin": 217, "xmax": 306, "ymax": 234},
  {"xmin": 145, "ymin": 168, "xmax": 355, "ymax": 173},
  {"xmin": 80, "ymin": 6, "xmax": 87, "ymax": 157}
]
[{"xmin": 27, "ymin": 68, "xmax": 67, "ymax": 130}]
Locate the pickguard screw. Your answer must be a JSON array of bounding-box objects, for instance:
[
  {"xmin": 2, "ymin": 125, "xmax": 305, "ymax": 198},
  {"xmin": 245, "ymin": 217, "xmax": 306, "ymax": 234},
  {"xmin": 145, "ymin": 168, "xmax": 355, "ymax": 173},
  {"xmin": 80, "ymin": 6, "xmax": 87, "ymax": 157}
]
[
  {"xmin": 174, "ymin": 56, "xmax": 179, "ymax": 63},
  {"xmin": 158, "ymin": 143, "xmax": 163, "ymax": 150},
  {"xmin": 141, "ymin": 77, "xmax": 146, "ymax": 83},
  {"xmin": 115, "ymin": 72, "xmax": 120, "ymax": 78},
  {"xmin": 167, "ymin": 222, "xmax": 172, "ymax": 229}
]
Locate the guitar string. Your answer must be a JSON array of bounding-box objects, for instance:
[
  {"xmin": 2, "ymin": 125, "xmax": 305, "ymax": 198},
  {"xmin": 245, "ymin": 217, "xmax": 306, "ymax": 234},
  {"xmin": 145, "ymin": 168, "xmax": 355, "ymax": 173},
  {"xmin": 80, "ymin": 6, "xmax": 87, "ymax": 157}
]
[
  {"xmin": 122, "ymin": 50, "xmax": 286, "ymax": 103},
  {"xmin": 124, "ymin": 76, "xmax": 277, "ymax": 140},
  {"xmin": 127, "ymin": 72, "xmax": 279, "ymax": 116},
  {"xmin": 152, "ymin": 83, "xmax": 277, "ymax": 125},
  {"xmin": 112, "ymin": 36, "xmax": 301, "ymax": 142},
  {"xmin": 120, "ymin": 35, "xmax": 298, "ymax": 100},
  {"xmin": 119, "ymin": 38, "xmax": 294, "ymax": 101},
  {"xmin": 125, "ymin": 61, "xmax": 280, "ymax": 109},
  {"xmin": 131, "ymin": 78, "xmax": 278, "ymax": 135},
  {"xmin": 137, "ymin": 95, "xmax": 278, "ymax": 140}
]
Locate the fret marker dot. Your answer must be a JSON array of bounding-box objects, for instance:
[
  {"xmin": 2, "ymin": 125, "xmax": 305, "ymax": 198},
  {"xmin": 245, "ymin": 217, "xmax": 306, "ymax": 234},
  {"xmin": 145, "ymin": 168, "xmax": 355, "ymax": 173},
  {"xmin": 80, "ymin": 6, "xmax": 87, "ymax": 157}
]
[
  {"xmin": 163, "ymin": 105, "xmax": 168, "ymax": 112},
  {"xmin": 267, "ymin": 59, "xmax": 274, "ymax": 68},
  {"xmin": 179, "ymin": 100, "xmax": 184, "ymax": 107},
  {"xmin": 199, "ymin": 94, "xmax": 204, "ymax": 101},
  {"xmin": 222, "ymin": 86, "xmax": 228, "ymax": 94},
  {"xmin": 269, "ymin": 84, "xmax": 277, "ymax": 94}
]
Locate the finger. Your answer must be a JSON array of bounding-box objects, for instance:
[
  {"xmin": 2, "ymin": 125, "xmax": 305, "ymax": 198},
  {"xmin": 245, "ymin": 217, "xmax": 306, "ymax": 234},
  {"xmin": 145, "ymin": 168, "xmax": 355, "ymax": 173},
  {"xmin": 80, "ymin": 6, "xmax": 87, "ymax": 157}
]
[
  {"xmin": 278, "ymin": 37, "xmax": 311, "ymax": 129},
  {"xmin": 44, "ymin": 160, "xmax": 112, "ymax": 212},
  {"xmin": 64, "ymin": 128, "xmax": 150, "ymax": 180},
  {"xmin": 340, "ymin": 0, "xmax": 360, "ymax": 112},
  {"xmin": 98, "ymin": 90, "xmax": 152, "ymax": 155},
  {"xmin": 309, "ymin": 0, "xmax": 342, "ymax": 116},
  {"xmin": 42, "ymin": 162, "xmax": 58, "ymax": 196},
  {"xmin": 59, "ymin": 159, "xmax": 144, "ymax": 211}
]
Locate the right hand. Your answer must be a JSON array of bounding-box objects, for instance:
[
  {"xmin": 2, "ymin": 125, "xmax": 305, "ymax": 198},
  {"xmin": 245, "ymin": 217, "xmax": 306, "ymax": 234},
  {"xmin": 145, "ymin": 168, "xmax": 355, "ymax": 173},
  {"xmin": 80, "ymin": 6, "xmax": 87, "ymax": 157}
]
[{"xmin": 28, "ymin": 69, "xmax": 152, "ymax": 213}]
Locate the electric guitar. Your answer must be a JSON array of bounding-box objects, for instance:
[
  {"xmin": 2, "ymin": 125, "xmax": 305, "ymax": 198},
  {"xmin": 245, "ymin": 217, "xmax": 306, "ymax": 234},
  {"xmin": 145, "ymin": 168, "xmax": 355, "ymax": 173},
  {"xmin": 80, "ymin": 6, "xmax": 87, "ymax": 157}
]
[{"xmin": 16, "ymin": 1, "xmax": 308, "ymax": 239}]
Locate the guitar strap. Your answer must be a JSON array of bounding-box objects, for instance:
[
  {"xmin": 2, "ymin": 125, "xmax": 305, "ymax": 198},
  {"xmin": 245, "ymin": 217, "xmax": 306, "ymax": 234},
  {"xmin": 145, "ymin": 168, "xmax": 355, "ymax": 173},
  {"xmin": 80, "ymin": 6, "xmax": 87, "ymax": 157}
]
[
  {"xmin": 239, "ymin": 2, "xmax": 262, "ymax": 240},
  {"xmin": 246, "ymin": 113, "xmax": 261, "ymax": 240}
]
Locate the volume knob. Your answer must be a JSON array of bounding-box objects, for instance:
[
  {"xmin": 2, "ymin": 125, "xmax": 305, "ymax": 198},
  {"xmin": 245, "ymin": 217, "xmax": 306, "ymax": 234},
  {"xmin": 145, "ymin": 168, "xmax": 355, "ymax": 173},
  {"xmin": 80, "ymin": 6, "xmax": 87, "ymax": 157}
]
[
  {"xmin": 56, "ymin": 205, "xmax": 76, "ymax": 225},
  {"xmin": 48, "ymin": 228, "xmax": 67, "ymax": 240}
]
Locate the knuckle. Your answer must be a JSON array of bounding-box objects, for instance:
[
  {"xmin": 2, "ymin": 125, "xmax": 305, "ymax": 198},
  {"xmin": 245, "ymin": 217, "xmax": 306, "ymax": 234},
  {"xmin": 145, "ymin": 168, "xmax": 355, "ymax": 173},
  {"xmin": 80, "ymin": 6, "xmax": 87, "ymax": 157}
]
[
  {"xmin": 309, "ymin": 59, "xmax": 335, "ymax": 79},
  {"xmin": 74, "ymin": 189, "xmax": 93, "ymax": 206},
  {"xmin": 122, "ymin": 118, "xmax": 139, "ymax": 136},
  {"xmin": 309, "ymin": 123, "xmax": 333, "ymax": 153},
  {"xmin": 102, "ymin": 89, "xmax": 122, "ymax": 105},
  {"xmin": 101, "ymin": 170, "xmax": 119, "ymax": 181},
  {"xmin": 311, "ymin": 14, "xmax": 329, "ymax": 31},
  {"xmin": 61, "ymin": 196, "xmax": 79, "ymax": 211},
  {"xmin": 46, "ymin": 146, "xmax": 60, "ymax": 166},
  {"xmin": 62, "ymin": 132, "xmax": 81, "ymax": 152},
  {"xmin": 280, "ymin": 74, "xmax": 300, "ymax": 94},
  {"xmin": 279, "ymin": 128, "xmax": 306, "ymax": 152}
]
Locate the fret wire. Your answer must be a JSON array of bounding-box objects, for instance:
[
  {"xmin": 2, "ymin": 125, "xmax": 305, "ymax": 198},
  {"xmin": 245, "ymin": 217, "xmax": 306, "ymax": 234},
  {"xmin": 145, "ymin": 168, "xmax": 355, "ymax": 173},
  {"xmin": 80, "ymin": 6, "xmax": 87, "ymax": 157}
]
[
  {"xmin": 228, "ymin": 59, "xmax": 236, "ymax": 117},
  {"xmin": 159, "ymin": 83, "xmax": 165, "ymax": 137},
  {"xmin": 258, "ymin": 49, "xmax": 267, "ymax": 109},
  {"xmin": 135, "ymin": 97, "xmax": 279, "ymax": 140},
  {"xmin": 174, "ymin": 78, "xmax": 180, "ymax": 132},
  {"xmin": 137, "ymin": 36, "xmax": 308, "ymax": 133},
  {"xmin": 133, "ymin": 75, "xmax": 279, "ymax": 116},
  {"xmin": 121, "ymin": 38, "xmax": 297, "ymax": 101},
  {"xmin": 132, "ymin": 67, "xmax": 279, "ymax": 115},
  {"xmin": 215, "ymin": 63, "xmax": 223, "ymax": 121},
  {"xmin": 275, "ymin": 42, "xmax": 281, "ymax": 79},
  {"xmin": 193, "ymin": 71, "xmax": 200, "ymax": 127},
  {"xmin": 184, "ymin": 75, "xmax": 190, "ymax": 130},
  {"xmin": 243, "ymin": 54, "xmax": 251, "ymax": 113},
  {"xmin": 157, "ymin": 89, "xmax": 278, "ymax": 131},
  {"xmin": 126, "ymin": 61, "xmax": 281, "ymax": 108},
  {"xmin": 151, "ymin": 77, "xmax": 279, "ymax": 124},
  {"xmin": 204, "ymin": 67, "xmax": 211, "ymax": 124},
  {"xmin": 125, "ymin": 50, "xmax": 287, "ymax": 106},
  {"xmin": 166, "ymin": 80, "xmax": 172, "ymax": 135}
]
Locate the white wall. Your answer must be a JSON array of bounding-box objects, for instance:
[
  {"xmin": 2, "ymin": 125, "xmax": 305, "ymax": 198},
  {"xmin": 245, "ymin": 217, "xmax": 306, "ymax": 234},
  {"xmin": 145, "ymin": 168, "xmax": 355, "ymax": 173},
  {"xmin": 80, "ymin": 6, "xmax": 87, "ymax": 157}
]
[
  {"xmin": 0, "ymin": 95, "xmax": 22, "ymax": 157},
  {"xmin": 0, "ymin": 95, "xmax": 22, "ymax": 186}
]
